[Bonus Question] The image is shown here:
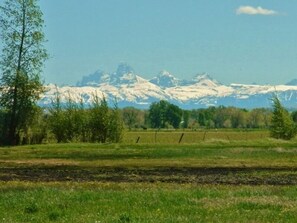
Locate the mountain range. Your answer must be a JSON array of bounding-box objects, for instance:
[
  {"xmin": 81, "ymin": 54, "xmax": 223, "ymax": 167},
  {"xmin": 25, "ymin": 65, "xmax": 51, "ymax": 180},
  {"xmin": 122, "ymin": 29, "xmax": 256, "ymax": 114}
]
[{"xmin": 40, "ymin": 63, "xmax": 297, "ymax": 109}]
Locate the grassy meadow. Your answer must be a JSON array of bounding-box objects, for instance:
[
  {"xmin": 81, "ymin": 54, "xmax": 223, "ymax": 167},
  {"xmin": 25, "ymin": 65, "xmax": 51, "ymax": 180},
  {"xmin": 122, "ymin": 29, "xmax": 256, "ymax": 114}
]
[
  {"xmin": 1, "ymin": 130, "xmax": 297, "ymax": 222},
  {"xmin": 123, "ymin": 129, "xmax": 270, "ymax": 144},
  {"xmin": 1, "ymin": 182, "xmax": 297, "ymax": 223}
]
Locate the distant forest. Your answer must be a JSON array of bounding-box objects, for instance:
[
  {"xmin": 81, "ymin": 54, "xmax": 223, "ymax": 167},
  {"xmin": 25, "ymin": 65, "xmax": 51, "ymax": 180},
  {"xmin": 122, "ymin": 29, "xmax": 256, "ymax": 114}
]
[
  {"xmin": 1, "ymin": 95, "xmax": 297, "ymax": 145},
  {"xmin": 126, "ymin": 99, "xmax": 297, "ymax": 131}
]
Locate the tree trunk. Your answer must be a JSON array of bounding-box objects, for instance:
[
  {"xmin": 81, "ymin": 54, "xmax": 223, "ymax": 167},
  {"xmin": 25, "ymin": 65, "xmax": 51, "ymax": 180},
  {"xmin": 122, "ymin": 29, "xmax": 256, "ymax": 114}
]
[{"xmin": 8, "ymin": 0, "xmax": 26, "ymax": 145}]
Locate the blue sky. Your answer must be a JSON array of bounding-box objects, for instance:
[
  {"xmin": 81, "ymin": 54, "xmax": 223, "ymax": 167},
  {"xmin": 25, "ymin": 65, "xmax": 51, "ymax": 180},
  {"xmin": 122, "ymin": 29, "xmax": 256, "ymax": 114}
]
[{"xmin": 2, "ymin": 0, "xmax": 297, "ymax": 85}]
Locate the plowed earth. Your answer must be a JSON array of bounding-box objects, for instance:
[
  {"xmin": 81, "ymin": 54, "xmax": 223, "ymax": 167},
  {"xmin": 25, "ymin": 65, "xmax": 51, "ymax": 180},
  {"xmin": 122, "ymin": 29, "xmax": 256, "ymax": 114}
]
[{"xmin": 1, "ymin": 166, "xmax": 297, "ymax": 185}]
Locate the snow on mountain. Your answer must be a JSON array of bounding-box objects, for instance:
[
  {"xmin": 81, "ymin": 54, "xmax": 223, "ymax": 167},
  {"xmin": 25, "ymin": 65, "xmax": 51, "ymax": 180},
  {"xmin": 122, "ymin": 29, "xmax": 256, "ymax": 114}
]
[
  {"xmin": 109, "ymin": 63, "xmax": 138, "ymax": 86},
  {"xmin": 40, "ymin": 64, "xmax": 297, "ymax": 109},
  {"xmin": 230, "ymin": 83, "xmax": 297, "ymax": 96},
  {"xmin": 42, "ymin": 64, "xmax": 170, "ymax": 108},
  {"xmin": 40, "ymin": 84, "xmax": 107, "ymax": 106},
  {"xmin": 41, "ymin": 78, "xmax": 168, "ymax": 108},
  {"xmin": 149, "ymin": 70, "xmax": 182, "ymax": 88},
  {"xmin": 107, "ymin": 75, "xmax": 169, "ymax": 106},
  {"xmin": 190, "ymin": 73, "xmax": 221, "ymax": 87},
  {"xmin": 165, "ymin": 74, "xmax": 233, "ymax": 103}
]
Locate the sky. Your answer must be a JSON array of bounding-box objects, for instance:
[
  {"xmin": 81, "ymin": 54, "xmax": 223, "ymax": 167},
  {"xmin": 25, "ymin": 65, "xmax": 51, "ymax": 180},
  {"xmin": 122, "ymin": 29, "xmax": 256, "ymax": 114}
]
[{"xmin": 1, "ymin": 0, "xmax": 297, "ymax": 85}]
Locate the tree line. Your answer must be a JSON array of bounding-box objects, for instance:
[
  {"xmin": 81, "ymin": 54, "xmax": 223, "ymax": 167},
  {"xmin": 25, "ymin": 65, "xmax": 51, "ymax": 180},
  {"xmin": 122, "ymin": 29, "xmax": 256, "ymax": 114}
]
[
  {"xmin": 0, "ymin": 92, "xmax": 124, "ymax": 145},
  {"xmin": 1, "ymin": 93, "xmax": 296, "ymax": 145},
  {"xmin": 124, "ymin": 101, "xmax": 273, "ymax": 130},
  {"xmin": 123, "ymin": 98, "xmax": 297, "ymax": 140}
]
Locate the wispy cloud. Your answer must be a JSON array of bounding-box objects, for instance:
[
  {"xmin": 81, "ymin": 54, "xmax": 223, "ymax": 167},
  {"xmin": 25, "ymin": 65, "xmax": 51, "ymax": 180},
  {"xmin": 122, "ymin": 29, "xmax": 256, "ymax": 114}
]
[{"xmin": 236, "ymin": 6, "xmax": 278, "ymax": 16}]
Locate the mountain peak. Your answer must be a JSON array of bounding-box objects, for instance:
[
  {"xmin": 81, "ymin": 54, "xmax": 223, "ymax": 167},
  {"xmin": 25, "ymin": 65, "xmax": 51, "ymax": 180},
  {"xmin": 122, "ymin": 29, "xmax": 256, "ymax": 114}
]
[
  {"xmin": 116, "ymin": 63, "xmax": 134, "ymax": 76},
  {"xmin": 76, "ymin": 69, "xmax": 109, "ymax": 87},
  {"xmin": 192, "ymin": 73, "xmax": 220, "ymax": 87},
  {"xmin": 111, "ymin": 63, "xmax": 137, "ymax": 85},
  {"xmin": 159, "ymin": 70, "xmax": 172, "ymax": 77},
  {"xmin": 150, "ymin": 70, "xmax": 180, "ymax": 88},
  {"xmin": 193, "ymin": 73, "xmax": 211, "ymax": 81},
  {"xmin": 46, "ymin": 66, "xmax": 297, "ymax": 109}
]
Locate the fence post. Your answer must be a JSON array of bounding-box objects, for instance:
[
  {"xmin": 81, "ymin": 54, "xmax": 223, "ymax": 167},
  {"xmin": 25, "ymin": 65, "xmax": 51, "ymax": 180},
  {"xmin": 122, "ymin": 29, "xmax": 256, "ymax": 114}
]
[
  {"xmin": 203, "ymin": 131, "xmax": 207, "ymax": 141},
  {"xmin": 179, "ymin": 133, "xmax": 184, "ymax": 144},
  {"xmin": 136, "ymin": 136, "xmax": 140, "ymax": 143},
  {"xmin": 226, "ymin": 134, "xmax": 230, "ymax": 142}
]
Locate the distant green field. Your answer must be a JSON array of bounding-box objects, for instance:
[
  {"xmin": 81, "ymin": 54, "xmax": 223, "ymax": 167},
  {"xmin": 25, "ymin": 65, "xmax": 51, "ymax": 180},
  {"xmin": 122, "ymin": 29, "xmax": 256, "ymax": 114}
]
[
  {"xmin": 1, "ymin": 137, "xmax": 297, "ymax": 222},
  {"xmin": 1, "ymin": 138, "xmax": 297, "ymax": 168},
  {"xmin": 123, "ymin": 129, "xmax": 270, "ymax": 144}
]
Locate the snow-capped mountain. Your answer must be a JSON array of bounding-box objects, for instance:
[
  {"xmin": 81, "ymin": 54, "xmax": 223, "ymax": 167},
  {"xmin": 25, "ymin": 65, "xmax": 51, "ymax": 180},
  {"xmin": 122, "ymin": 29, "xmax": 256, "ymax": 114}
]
[
  {"xmin": 190, "ymin": 73, "xmax": 221, "ymax": 87},
  {"xmin": 77, "ymin": 63, "xmax": 139, "ymax": 87},
  {"xmin": 149, "ymin": 70, "xmax": 182, "ymax": 88},
  {"xmin": 40, "ymin": 64, "xmax": 297, "ymax": 109},
  {"xmin": 109, "ymin": 63, "xmax": 138, "ymax": 86}
]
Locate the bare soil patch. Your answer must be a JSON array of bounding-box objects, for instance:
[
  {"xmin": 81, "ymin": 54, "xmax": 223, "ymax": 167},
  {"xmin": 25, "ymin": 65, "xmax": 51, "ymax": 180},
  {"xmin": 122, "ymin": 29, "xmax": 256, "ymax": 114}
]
[{"xmin": 1, "ymin": 166, "xmax": 297, "ymax": 185}]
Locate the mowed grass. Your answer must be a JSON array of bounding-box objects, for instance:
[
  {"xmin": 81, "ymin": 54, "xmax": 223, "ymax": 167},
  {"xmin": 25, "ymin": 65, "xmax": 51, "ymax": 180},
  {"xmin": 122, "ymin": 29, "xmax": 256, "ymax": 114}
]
[
  {"xmin": 1, "ymin": 182, "xmax": 297, "ymax": 223},
  {"xmin": 1, "ymin": 130, "xmax": 297, "ymax": 222}
]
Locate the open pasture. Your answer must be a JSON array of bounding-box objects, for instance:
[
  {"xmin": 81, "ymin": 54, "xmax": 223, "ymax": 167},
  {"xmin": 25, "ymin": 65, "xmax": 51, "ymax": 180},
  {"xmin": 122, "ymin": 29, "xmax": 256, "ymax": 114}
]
[
  {"xmin": 1, "ymin": 182, "xmax": 297, "ymax": 223},
  {"xmin": 1, "ymin": 132, "xmax": 297, "ymax": 222},
  {"xmin": 123, "ymin": 129, "xmax": 270, "ymax": 144}
]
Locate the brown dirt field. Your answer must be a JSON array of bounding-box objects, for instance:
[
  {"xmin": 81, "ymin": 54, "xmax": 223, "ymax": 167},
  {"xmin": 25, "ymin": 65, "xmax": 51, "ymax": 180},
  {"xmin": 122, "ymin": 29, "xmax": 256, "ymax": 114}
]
[{"xmin": 1, "ymin": 166, "xmax": 297, "ymax": 185}]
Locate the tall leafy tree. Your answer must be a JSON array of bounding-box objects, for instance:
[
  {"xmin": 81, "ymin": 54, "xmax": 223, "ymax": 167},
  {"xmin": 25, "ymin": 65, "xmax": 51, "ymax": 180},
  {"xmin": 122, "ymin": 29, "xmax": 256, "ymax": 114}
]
[
  {"xmin": 89, "ymin": 94, "xmax": 110, "ymax": 143},
  {"xmin": 122, "ymin": 107, "xmax": 141, "ymax": 130},
  {"xmin": 166, "ymin": 103, "xmax": 182, "ymax": 128},
  {"xmin": 48, "ymin": 89, "xmax": 67, "ymax": 143},
  {"xmin": 0, "ymin": 0, "xmax": 48, "ymax": 145},
  {"xmin": 148, "ymin": 101, "xmax": 163, "ymax": 128},
  {"xmin": 270, "ymin": 95, "xmax": 296, "ymax": 140},
  {"xmin": 148, "ymin": 100, "xmax": 183, "ymax": 129}
]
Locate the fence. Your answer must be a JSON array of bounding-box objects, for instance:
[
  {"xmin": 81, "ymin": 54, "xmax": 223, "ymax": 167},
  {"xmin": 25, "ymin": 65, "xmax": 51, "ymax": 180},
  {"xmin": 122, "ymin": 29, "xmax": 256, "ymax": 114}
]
[{"xmin": 123, "ymin": 130, "xmax": 270, "ymax": 144}]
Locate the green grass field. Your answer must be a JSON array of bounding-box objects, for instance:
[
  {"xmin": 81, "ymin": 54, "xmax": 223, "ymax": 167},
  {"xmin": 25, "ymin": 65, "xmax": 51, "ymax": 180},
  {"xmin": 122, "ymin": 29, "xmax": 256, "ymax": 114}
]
[
  {"xmin": 1, "ymin": 182, "xmax": 297, "ymax": 223},
  {"xmin": 123, "ymin": 129, "xmax": 270, "ymax": 144},
  {"xmin": 1, "ymin": 131, "xmax": 297, "ymax": 222}
]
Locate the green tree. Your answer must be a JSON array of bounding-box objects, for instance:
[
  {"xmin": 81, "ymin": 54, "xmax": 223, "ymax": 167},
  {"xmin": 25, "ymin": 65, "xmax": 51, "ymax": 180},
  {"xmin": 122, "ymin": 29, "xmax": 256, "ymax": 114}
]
[
  {"xmin": 291, "ymin": 110, "xmax": 297, "ymax": 123},
  {"xmin": 0, "ymin": 0, "xmax": 48, "ymax": 145},
  {"xmin": 270, "ymin": 95, "xmax": 296, "ymax": 140},
  {"xmin": 198, "ymin": 112, "xmax": 206, "ymax": 126},
  {"xmin": 62, "ymin": 95, "xmax": 88, "ymax": 142},
  {"xmin": 21, "ymin": 106, "xmax": 48, "ymax": 144},
  {"xmin": 182, "ymin": 110, "xmax": 190, "ymax": 129},
  {"xmin": 89, "ymin": 94, "xmax": 110, "ymax": 143},
  {"xmin": 148, "ymin": 101, "xmax": 163, "ymax": 128},
  {"xmin": 148, "ymin": 100, "xmax": 183, "ymax": 129},
  {"xmin": 122, "ymin": 107, "xmax": 141, "ymax": 130},
  {"xmin": 166, "ymin": 103, "xmax": 183, "ymax": 128},
  {"xmin": 109, "ymin": 102, "xmax": 124, "ymax": 143},
  {"xmin": 230, "ymin": 108, "xmax": 247, "ymax": 128},
  {"xmin": 247, "ymin": 108, "xmax": 271, "ymax": 128},
  {"xmin": 214, "ymin": 106, "xmax": 229, "ymax": 128},
  {"xmin": 48, "ymin": 90, "xmax": 67, "ymax": 143}
]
